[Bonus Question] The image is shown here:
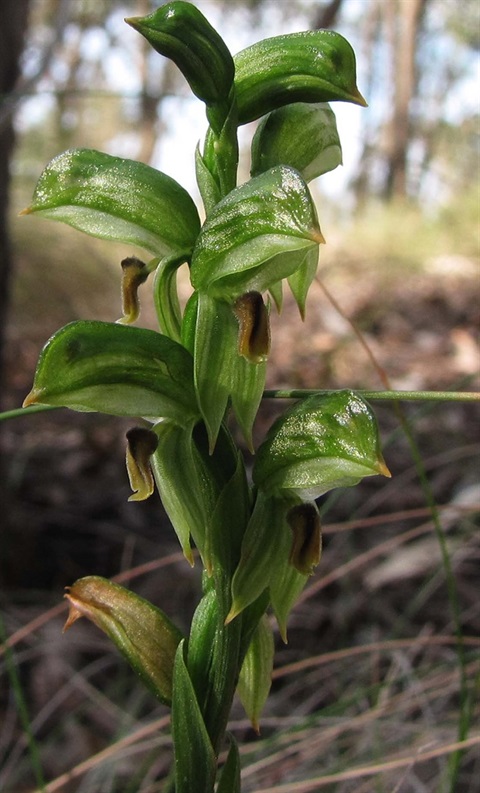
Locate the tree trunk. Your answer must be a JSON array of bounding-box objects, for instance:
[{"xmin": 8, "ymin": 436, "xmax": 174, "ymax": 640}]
[
  {"xmin": 351, "ymin": 0, "xmax": 382, "ymax": 206},
  {"xmin": 0, "ymin": 0, "xmax": 30, "ymax": 586},
  {"xmin": 0, "ymin": 0, "xmax": 30, "ymax": 407},
  {"xmin": 383, "ymin": 0, "xmax": 428, "ymax": 200},
  {"xmin": 313, "ymin": 0, "xmax": 345, "ymax": 29}
]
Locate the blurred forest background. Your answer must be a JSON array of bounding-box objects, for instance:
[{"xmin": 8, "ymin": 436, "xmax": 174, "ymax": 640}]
[{"xmin": 1, "ymin": 1, "xmax": 479, "ymax": 792}]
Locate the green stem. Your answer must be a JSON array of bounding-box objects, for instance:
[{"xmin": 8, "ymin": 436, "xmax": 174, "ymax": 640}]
[
  {"xmin": 1, "ymin": 391, "xmax": 477, "ymax": 425},
  {"xmin": 202, "ymin": 98, "xmax": 239, "ymax": 203},
  {"xmin": 263, "ymin": 389, "xmax": 480, "ymax": 402},
  {"xmin": 0, "ymin": 404, "xmax": 59, "ymax": 421},
  {"xmin": 398, "ymin": 412, "xmax": 471, "ymax": 793}
]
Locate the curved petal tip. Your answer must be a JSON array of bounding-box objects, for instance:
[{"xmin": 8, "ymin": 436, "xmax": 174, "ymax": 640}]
[
  {"xmin": 376, "ymin": 457, "xmax": 392, "ymax": 478},
  {"xmin": 23, "ymin": 388, "xmax": 44, "ymax": 408}
]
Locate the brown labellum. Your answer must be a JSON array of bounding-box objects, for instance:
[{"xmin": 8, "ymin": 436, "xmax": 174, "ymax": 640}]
[
  {"xmin": 126, "ymin": 426, "xmax": 159, "ymax": 501},
  {"xmin": 287, "ymin": 502, "xmax": 322, "ymax": 576},
  {"xmin": 233, "ymin": 291, "xmax": 271, "ymax": 363},
  {"xmin": 119, "ymin": 256, "xmax": 148, "ymax": 324}
]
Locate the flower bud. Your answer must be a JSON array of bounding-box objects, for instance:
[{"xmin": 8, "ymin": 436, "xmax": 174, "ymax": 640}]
[
  {"xmin": 64, "ymin": 576, "xmax": 183, "ymax": 704},
  {"xmin": 126, "ymin": 427, "xmax": 158, "ymax": 501}
]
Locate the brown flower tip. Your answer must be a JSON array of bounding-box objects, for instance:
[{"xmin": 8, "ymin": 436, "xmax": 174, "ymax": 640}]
[
  {"xmin": 310, "ymin": 227, "xmax": 326, "ymax": 245},
  {"xmin": 375, "ymin": 456, "xmax": 392, "ymax": 478},
  {"xmin": 22, "ymin": 388, "xmax": 43, "ymax": 408},
  {"xmin": 63, "ymin": 588, "xmax": 84, "ymax": 633}
]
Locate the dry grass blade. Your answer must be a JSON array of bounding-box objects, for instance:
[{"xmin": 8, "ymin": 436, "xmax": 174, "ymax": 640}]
[
  {"xmin": 246, "ymin": 735, "xmax": 480, "ymax": 792},
  {"xmin": 30, "ymin": 716, "xmax": 171, "ymax": 793},
  {"xmin": 272, "ymin": 635, "xmax": 480, "ymax": 680},
  {"xmin": 239, "ymin": 657, "xmax": 479, "ymax": 782},
  {"xmin": 1, "ymin": 550, "xmax": 186, "ymax": 655}
]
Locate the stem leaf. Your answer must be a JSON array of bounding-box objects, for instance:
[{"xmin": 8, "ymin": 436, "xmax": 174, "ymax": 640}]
[
  {"xmin": 153, "ymin": 254, "xmax": 185, "ymax": 342},
  {"xmin": 186, "ymin": 587, "xmax": 243, "ymax": 752},
  {"xmin": 216, "ymin": 733, "xmax": 241, "ymax": 793},
  {"xmin": 172, "ymin": 640, "xmax": 217, "ymax": 793},
  {"xmin": 227, "ymin": 492, "xmax": 288, "ymax": 624},
  {"xmin": 151, "ymin": 422, "xmax": 211, "ymax": 566},
  {"xmin": 237, "ymin": 615, "xmax": 274, "ymax": 733},
  {"xmin": 193, "ymin": 294, "xmax": 266, "ymax": 451}
]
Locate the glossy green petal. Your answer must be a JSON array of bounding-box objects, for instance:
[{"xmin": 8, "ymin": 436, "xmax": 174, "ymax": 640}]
[
  {"xmin": 23, "ymin": 320, "xmax": 198, "ymax": 424},
  {"xmin": 126, "ymin": 1, "xmax": 234, "ymax": 127},
  {"xmin": 253, "ymin": 390, "xmax": 390, "ymax": 500},
  {"xmin": 251, "ymin": 102, "xmax": 342, "ymax": 182},
  {"xmin": 23, "ymin": 148, "xmax": 200, "ymax": 257},
  {"xmin": 234, "ymin": 29, "xmax": 367, "ymax": 125},
  {"xmin": 287, "ymin": 246, "xmax": 319, "ymax": 319},
  {"xmin": 190, "ymin": 165, "xmax": 323, "ymax": 299}
]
